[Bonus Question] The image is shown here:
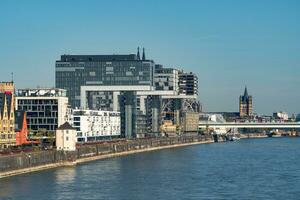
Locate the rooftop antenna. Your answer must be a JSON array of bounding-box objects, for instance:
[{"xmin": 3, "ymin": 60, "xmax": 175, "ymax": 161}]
[
  {"xmin": 142, "ymin": 48, "xmax": 146, "ymax": 60},
  {"xmin": 11, "ymin": 72, "xmax": 14, "ymax": 83},
  {"xmin": 137, "ymin": 47, "xmax": 140, "ymax": 60}
]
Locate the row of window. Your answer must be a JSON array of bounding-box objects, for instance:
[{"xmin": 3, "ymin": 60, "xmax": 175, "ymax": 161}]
[
  {"xmin": 27, "ymin": 118, "xmax": 57, "ymax": 124},
  {"xmin": 28, "ymin": 125, "xmax": 57, "ymax": 131},
  {"xmin": 18, "ymin": 99, "xmax": 58, "ymax": 104},
  {"xmin": 0, "ymin": 134, "xmax": 15, "ymax": 139}
]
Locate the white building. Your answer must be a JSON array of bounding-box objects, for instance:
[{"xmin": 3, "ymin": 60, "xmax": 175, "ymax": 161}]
[
  {"xmin": 71, "ymin": 109, "xmax": 120, "ymax": 142},
  {"xmin": 199, "ymin": 113, "xmax": 227, "ymax": 135},
  {"xmin": 273, "ymin": 112, "xmax": 289, "ymax": 121},
  {"xmin": 56, "ymin": 122, "xmax": 77, "ymax": 151},
  {"xmin": 15, "ymin": 88, "xmax": 70, "ymax": 134}
]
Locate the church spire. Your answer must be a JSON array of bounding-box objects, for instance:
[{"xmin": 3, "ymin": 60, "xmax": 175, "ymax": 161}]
[
  {"xmin": 142, "ymin": 48, "xmax": 146, "ymax": 60},
  {"xmin": 137, "ymin": 47, "xmax": 140, "ymax": 60},
  {"xmin": 244, "ymin": 86, "xmax": 248, "ymax": 98}
]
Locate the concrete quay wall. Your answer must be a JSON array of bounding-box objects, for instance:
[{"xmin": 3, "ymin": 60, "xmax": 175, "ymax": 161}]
[
  {"xmin": 240, "ymin": 133, "xmax": 268, "ymax": 139},
  {"xmin": 0, "ymin": 151, "xmax": 77, "ymax": 174},
  {"xmin": 0, "ymin": 136, "xmax": 213, "ymax": 178}
]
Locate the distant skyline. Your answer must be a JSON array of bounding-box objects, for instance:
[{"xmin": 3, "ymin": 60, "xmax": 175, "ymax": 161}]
[{"xmin": 0, "ymin": 0, "xmax": 299, "ymax": 115}]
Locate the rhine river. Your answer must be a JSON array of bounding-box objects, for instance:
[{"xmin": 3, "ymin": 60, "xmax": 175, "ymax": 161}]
[{"xmin": 0, "ymin": 137, "xmax": 300, "ymax": 200}]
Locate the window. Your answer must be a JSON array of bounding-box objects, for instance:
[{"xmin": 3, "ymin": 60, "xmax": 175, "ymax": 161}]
[{"xmin": 66, "ymin": 136, "xmax": 69, "ymax": 141}]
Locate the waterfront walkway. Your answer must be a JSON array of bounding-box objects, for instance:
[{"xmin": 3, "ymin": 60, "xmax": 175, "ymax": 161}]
[{"xmin": 0, "ymin": 136, "xmax": 213, "ymax": 178}]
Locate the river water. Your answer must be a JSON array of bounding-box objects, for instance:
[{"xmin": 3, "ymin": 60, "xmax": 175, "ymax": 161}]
[{"xmin": 0, "ymin": 137, "xmax": 299, "ymax": 200}]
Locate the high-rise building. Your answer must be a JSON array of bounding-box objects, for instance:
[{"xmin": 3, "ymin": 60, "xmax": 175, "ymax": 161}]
[
  {"xmin": 239, "ymin": 87, "xmax": 253, "ymax": 117},
  {"xmin": 55, "ymin": 49, "xmax": 200, "ymax": 138},
  {"xmin": 119, "ymin": 91, "xmax": 137, "ymax": 138},
  {"xmin": 136, "ymin": 110, "xmax": 147, "ymax": 138},
  {"xmin": 154, "ymin": 64, "xmax": 179, "ymax": 92},
  {"xmin": 145, "ymin": 95, "xmax": 161, "ymax": 135},
  {"xmin": 55, "ymin": 49, "xmax": 154, "ymax": 109},
  {"xmin": 178, "ymin": 72, "xmax": 198, "ymax": 96},
  {"xmin": 0, "ymin": 82, "xmax": 16, "ymax": 148},
  {"xmin": 15, "ymin": 88, "xmax": 70, "ymax": 134}
]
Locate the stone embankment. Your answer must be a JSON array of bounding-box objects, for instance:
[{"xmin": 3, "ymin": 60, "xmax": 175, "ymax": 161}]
[
  {"xmin": 240, "ymin": 133, "xmax": 268, "ymax": 139},
  {"xmin": 0, "ymin": 135, "xmax": 213, "ymax": 178}
]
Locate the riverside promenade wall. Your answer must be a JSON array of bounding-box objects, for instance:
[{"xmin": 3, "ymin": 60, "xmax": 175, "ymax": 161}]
[
  {"xmin": 0, "ymin": 135, "xmax": 213, "ymax": 178},
  {"xmin": 240, "ymin": 133, "xmax": 268, "ymax": 139}
]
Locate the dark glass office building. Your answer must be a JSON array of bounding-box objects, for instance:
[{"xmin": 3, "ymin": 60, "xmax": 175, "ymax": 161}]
[
  {"xmin": 178, "ymin": 72, "xmax": 198, "ymax": 96},
  {"xmin": 119, "ymin": 91, "xmax": 137, "ymax": 138},
  {"xmin": 55, "ymin": 52, "xmax": 154, "ymax": 108}
]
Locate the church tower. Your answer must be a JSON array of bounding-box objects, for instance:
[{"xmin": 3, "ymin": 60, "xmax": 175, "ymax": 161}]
[{"xmin": 239, "ymin": 86, "xmax": 253, "ymax": 117}]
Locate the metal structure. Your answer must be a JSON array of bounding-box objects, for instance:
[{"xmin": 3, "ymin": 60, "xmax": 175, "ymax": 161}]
[
  {"xmin": 161, "ymin": 98, "xmax": 200, "ymax": 122},
  {"xmin": 199, "ymin": 122, "xmax": 300, "ymax": 129}
]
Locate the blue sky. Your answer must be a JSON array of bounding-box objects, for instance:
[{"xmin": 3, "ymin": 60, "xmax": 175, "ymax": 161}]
[{"xmin": 0, "ymin": 0, "xmax": 299, "ymax": 115}]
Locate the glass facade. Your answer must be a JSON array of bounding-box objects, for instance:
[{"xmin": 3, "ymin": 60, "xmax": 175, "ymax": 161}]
[
  {"xmin": 86, "ymin": 91, "xmax": 114, "ymax": 111},
  {"xmin": 145, "ymin": 95, "xmax": 161, "ymax": 135},
  {"xmin": 119, "ymin": 91, "xmax": 137, "ymax": 138},
  {"xmin": 178, "ymin": 72, "xmax": 198, "ymax": 96},
  {"xmin": 16, "ymin": 99, "xmax": 59, "ymax": 132},
  {"xmin": 15, "ymin": 88, "xmax": 69, "ymax": 135},
  {"xmin": 55, "ymin": 54, "xmax": 155, "ymax": 108},
  {"xmin": 154, "ymin": 64, "xmax": 178, "ymax": 92}
]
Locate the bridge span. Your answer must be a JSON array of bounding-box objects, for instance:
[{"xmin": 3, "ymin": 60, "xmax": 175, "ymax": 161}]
[{"xmin": 198, "ymin": 122, "xmax": 300, "ymax": 129}]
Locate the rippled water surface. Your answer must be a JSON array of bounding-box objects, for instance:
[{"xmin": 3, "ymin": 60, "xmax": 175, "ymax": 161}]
[{"xmin": 1, "ymin": 137, "xmax": 300, "ymax": 200}]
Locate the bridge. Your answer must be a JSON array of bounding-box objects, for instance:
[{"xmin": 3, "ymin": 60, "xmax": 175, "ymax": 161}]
[{"xmin": 198, "ymin": 122, "xmax": 300, "ymax": 129}]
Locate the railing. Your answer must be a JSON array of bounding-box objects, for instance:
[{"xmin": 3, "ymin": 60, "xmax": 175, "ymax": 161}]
[{"xmin": 199, "ymin": 122, "xmax": 300, "ymax": 128}]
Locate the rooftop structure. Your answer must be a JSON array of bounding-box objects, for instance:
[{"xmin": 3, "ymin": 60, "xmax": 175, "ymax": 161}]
[
  {"xmin": 17, "ymin": 88, "xmax": 67, "ymax": 97},
  {"xmin": 0, "ymin": 82, "xmax": 14, "ymax": 93}
]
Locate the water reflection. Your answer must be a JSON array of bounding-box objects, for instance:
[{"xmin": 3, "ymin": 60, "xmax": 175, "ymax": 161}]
[
  {"xmin": 54, "ymin": 167, "xmax": 76, "ymax": 184},
  {"xmin": 0, "ymin": 170, "xmax": 57, "ymax": 200},
  {"xmin": 0, "ymin": 178, "xmax": 14, "ymax": 199}
]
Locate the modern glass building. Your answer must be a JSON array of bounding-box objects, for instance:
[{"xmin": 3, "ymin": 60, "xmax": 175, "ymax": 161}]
[
  {"xmin": 55, "ymin": 49, "xmax": 200, "ymax": 138},
  {"xmin": 145, "ymin": 95, "xmax": 161, "ymax": 135},
  {"xmin": 55, "ymin": 51, "xmax": 154, "ymax": 108},
  {"xmin": 119, "ymin": 91, "xmax": 137, "ymax": 138},
  {"xmin": 15, "ymin": 88, "xmax": 69, "ymax": 134},
  {"xmin": 154, "ymin": 64, "xmax": 179, "ymax": 92},
  {"xmin": 178, "ymin": 72, "xmax": 198, "ymax": 96}
]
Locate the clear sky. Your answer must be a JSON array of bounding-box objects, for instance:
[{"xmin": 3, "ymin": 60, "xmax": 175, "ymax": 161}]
[{"xmin": 0, "ymin": 0, "xmax": 299, "ymax": 115}]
